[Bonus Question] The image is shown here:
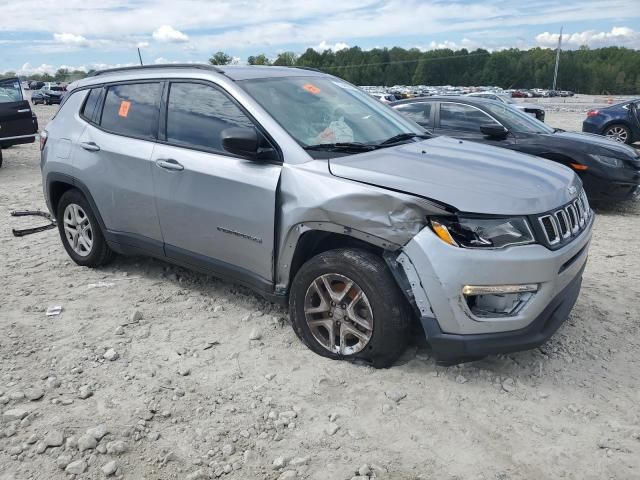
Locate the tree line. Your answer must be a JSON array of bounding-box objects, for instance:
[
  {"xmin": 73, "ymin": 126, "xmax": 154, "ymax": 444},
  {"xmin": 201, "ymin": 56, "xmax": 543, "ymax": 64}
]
[
  {"xmin": 213, "ymin": 46, "xmax": 640, "ymax": 94},
  {"xmin": 4, "ymin": 46, "xmax": 639, "ymax": 94}
]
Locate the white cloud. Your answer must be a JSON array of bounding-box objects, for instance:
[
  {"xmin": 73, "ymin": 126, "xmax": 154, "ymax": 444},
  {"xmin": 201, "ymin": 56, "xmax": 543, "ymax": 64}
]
[
  {"xmin": 536, "ymin": 26, "xmax": 640, "ymax": 49},
  {"xmin": 53, "ymin": 32, "xmax": 89, "ymax": 47},
  {"xmin": 313, "ymin": 41, "xmax": 350, "ymax": 52},
  {"xmin": 136, "ymin": 41, "xmax": 149, "ymax": 48},
  {"xmin": 152, "ymin": 25, "xmax": 189, "ymax": 43}
]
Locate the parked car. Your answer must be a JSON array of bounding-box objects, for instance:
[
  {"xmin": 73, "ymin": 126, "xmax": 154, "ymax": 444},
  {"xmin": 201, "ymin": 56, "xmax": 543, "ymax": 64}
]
[
  {"xmin": 466, "ymin": 92, "xmax": 545, "ymax": 121},
  {"xmin": 31, "ymin": 86, "xmax": 65, "ymax": 105},
  {"xmin": 0, "ymin": 76, "xmax": 39, "ymax": 167},
  {"xmin": 41, "ymin": 64, "xmax": 592, "ymax": 367},
  {"xmin": 391, "ymin": 96, "xmax": 640, "ymax": 201},
  {"xmin": 582, "ymin": 99, "xmax": 640, "ymax": 145},
  {"xmin": 29, "ymin": 81, "xmax": 44, "ymax": 90}
]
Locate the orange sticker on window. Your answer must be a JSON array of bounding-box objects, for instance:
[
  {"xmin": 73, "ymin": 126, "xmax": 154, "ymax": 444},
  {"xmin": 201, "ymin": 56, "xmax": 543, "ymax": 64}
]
[
  {"xmin": 303, "ymin": 83, "xmax": 321, "ymax": 94},
  {"xmin": 118, "ymin": 100, "xmax": 131, "ymax": 118}
]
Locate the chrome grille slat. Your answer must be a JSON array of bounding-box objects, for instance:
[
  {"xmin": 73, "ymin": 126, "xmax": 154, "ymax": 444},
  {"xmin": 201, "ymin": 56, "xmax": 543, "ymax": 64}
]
[{"xmin": 537, "ymin": 189, "xmax": 591, "ymax": 247}]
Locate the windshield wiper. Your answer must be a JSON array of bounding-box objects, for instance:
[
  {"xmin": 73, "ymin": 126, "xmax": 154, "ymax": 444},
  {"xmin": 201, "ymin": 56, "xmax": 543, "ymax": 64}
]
[
  {"xmin": 376, "ymin": 132, "xmax": 431, "ymax": 146},
  {"xmin": 303, "ymin": 142, "xmax": 376, "ymax": 152}
]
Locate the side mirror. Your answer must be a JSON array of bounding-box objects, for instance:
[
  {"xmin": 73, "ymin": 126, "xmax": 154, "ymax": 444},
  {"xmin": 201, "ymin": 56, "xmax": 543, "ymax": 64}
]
[
  {"xmin": 480, "ymin": 123, "xmax": 509, "ymax": 138},
  {"xmin": 221, "ymin": 127, "xmax": 259, "ymax": 158}
]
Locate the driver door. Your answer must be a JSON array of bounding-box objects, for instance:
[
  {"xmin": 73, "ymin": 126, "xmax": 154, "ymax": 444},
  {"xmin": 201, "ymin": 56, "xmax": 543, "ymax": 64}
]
[{"xmin": 436, "ymin": 102, "xmax": 515, "ymax": 147}]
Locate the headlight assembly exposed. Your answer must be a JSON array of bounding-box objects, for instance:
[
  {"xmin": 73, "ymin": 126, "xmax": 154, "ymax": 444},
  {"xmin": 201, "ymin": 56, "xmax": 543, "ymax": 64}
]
[
  {"xmin": 430, "ymin": 216, "xmax": 535, "ymax": 249},
  {"xmin": 590, "ymin": 154, "xmax": 623, "ymax": 168}
]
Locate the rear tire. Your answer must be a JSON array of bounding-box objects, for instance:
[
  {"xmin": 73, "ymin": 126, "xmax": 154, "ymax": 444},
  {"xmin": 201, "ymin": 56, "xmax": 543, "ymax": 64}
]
[
  {"xmin": 56, "ymin": 189, "xmax": 113, "ymax": 267},
  {"xmin": 604, "ymin": 124, "xmax": 632, "ymax": 144},
  {"xmin": 289, "ymin": 248, "xmax": 411, "ymax": 368}
]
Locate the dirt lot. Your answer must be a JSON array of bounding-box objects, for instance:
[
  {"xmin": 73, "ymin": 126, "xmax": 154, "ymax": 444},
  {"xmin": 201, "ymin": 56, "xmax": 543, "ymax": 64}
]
[{"xmin": 1, "ymin": 95, "xmax": 639, "ymax": 480}]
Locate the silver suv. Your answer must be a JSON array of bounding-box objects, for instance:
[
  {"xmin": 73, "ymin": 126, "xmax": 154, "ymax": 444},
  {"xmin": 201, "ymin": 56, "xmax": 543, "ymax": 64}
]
[{"xmin": 41, "ymin": 65, "xmax": 593, "ymax": 367}]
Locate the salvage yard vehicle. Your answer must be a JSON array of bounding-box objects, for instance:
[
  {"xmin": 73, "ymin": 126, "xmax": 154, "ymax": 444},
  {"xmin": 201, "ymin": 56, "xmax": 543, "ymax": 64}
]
[
  {"xmin": 0, "ymin": 76, "xmax": 39, "ymax": 167},
  {"xmin": 41, "ymin": 64, "xmax": 593, "ymax": 367},
  {"xmin": 31, "ymin": 86, "xmax": 65, "ymax": 105},
  {"xmin": 582, "ymin": 99, "xmax": 640, "ymax": 145},
  {"xmin": 392, "ymin": 96, "xmax": 640, "ymax": 201},
  {"xmin": 466, "ymin": 91, "xmax": 545, "ymax": 121}
]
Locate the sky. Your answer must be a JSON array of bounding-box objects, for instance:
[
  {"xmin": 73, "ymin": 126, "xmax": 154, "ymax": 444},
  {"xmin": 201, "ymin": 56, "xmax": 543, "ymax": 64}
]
[{"xmin": 1, "ymin": 0, "xmax": 639, "ymax": 75}]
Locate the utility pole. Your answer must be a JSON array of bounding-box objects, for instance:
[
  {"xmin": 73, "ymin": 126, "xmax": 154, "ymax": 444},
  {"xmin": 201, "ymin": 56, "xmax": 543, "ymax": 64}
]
[
  {"xmin": 137, "ymin": 48, "xmax": 144, "ymax": 66},
  {"xmin": 552, "ymin": 26, "xmax": 563, "ymax": 91}
]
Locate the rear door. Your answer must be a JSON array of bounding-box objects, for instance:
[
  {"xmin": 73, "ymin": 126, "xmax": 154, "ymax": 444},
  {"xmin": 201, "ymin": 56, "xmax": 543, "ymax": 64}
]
[
  {"xmin": 151, "ymin": 80, "xmax": 281, "ymax": 288},
  {"xmin": 0, "ymin": 77, "xmax": 36, "ymax": 143},
  {"xmin": 73, "ymin": 82, "xmax": 164, "ymax": 254}
]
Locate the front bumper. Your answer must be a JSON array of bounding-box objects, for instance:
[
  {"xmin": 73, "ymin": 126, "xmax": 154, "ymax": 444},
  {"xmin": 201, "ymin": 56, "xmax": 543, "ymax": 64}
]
[
  {"xmin": 397, "ymin": 214, "xmax": 593, "ymax": 361},
  {"xmin": 581, "ymin": 171, "xmax": 640, "ymax": 201}
]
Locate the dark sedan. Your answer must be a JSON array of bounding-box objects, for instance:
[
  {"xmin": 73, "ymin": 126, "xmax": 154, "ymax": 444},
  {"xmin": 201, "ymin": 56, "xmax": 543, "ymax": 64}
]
[
  {"xmin": 31, "ymin": 87, "xmax": 64, "ymax": 105},
  {"xmin": 391, "ymin": 96, "xmax": 640, "ymax": 201},
  {"xmin": 582, "ymin": 99, "xmax": 640, "ymax": 145}
]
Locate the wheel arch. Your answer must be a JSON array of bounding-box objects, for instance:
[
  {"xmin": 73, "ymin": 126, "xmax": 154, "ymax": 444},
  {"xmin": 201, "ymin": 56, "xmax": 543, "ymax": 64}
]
[{"xmin": 46, "ymin": 173, "xmax": 107, "ymax": 231}]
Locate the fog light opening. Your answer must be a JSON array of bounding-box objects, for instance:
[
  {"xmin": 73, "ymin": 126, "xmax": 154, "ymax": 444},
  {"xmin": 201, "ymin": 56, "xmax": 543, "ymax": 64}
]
[{"xmin": 463, "ymin": 284, "xmax": 538, "ymax": 318}]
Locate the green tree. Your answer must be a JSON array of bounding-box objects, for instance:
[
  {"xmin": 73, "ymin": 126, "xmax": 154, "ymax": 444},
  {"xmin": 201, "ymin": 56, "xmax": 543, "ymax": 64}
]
[
  {"xmin": 273, "ymin": 51, "xmax": 297, "ymax": 66},
  {"xmin": 209, "ymin": 51, "xmax": 232, "ymax": 65},
  {"xmin": 247, "ymin": 54, "xmax": 270, "ymax": 65}
]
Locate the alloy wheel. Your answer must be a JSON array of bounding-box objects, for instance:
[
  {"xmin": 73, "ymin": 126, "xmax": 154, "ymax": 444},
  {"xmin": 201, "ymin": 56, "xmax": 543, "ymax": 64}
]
[
  {"xmin": 605, "ymin": 126, "xmax": 628, "ymax": 143},
  {"xmin": 63, "ymin": 203, "xmax": 93, "ymax": 257},
  {"xmin": 303, "ymin": 273, "xmax": 374, "ymax": 355}
]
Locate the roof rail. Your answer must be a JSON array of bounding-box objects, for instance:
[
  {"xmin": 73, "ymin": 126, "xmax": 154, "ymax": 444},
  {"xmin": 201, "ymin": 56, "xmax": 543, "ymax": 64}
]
[
  {"xmin": 294, "ymin": 66, "xmax": 324, "ymax": 73},
  {"xmin": 87, "ymin": 63, "xmax": 224, "ymax": 77}
]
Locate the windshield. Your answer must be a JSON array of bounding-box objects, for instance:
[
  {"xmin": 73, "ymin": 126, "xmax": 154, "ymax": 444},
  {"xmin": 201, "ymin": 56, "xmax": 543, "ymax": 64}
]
[
  {"xmin": 0, "ymin": 78, "xmax": 24, "ymax": 103},
  {"xmin": 240, "ymin": 76, "xmax": 423, "ymax": 148},
  {"xmin": 483, "ymin": 102, "xmax": 554, "ymax": 134}
]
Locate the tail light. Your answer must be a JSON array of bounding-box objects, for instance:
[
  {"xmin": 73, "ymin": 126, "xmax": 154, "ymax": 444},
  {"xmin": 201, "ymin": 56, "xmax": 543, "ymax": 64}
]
[
  {"xmin": 586, "ymin": 110, "xmax": 599, "ymax": 117},
  {"xmin": 40, "ymin": 130, "xmax": 48, "ymax": 151}
]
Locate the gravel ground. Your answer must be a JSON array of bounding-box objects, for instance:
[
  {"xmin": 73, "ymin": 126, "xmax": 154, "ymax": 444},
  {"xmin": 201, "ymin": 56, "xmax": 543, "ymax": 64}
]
[{"xmin": 1, "ymin": 95, "xmax": 639, "ymax": 480}]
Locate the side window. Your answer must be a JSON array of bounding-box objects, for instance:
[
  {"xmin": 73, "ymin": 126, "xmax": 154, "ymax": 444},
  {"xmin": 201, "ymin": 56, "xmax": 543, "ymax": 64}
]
[
  {"xmin": 81, "ymin": 88, "xmax": 101, "ymax": 122},
  {"xmin": 395, "ymin": 103, "xmax": 431, "ymax": 126},
  {"xmin": 166, "ymin": 82, "xmax": 254, "ymax": 152},
  {"xmin": 439, "ymin": 103, "xmax": 494, "ymax": 131},
  {"xmin": 100, "ymin": 83, "xmax": 161, "ymax": 139}
]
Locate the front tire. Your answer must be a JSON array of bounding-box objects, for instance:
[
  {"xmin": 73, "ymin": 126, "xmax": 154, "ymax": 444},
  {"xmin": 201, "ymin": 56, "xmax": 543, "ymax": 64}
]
[
  {"xmin": 289, "ymin": 248, "xmax": 411, "ymax": 368},
  {"xmin": 56, "ymin": 189, "xmax": 113, "ymax": 267},
  {"xmin": 604, "ymin": 124, "xmax": 632, "ymax": 144}
]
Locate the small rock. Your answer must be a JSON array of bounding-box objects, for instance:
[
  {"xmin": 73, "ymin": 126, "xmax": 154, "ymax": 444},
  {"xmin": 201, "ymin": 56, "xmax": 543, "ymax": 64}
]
[
  {"xmin": 223, "ymin": 464, "xmax": 232, "ymax": 473},
  {"xmin": 26, "ymin": 388, "xmax": 45, "ymax": 401},
  {"xmin": 221, "ymin": 444, "xmax": 235, "ymax": 457},
  {"xmin": 66, "ymin": 436, "xmax": 78, "ymax": 450},
  {"xmin": 273, "ymin": 456, "xmax": 288, "ymax": 469},
  {"xmin": 103, "ymin": 348, "xmax": 119, "ymax": 361},
  {"xmin": 385, "ymin": 388, "xmax": 407, "ymax": 403},
  {"xmin": 44, "ymin": 430, "xmax": 64, "ymax": 447},
  {"xmin": 56, "ymin": 454, "xmax": 72, "ymax": 469},
  {"xmin": 130, "ymin": 310, "xmax": 143, "ymax": 323},
  {"xmin": 213, "ymin": 305, "xmax": 225, "ymax": 313},
  {"xmin": 9, "ymin": 391, "xmax": 25, "ymax": 401},
  {"xmin": 114, "ymin": 326, "xmax": 125, "ymax": 335},
  {"xmin": 2, "ymin": 408, "xmax": 28, "ymax": 422},
  {"xmin": 278, "ymin": 471, "xmax": 297, "ymax": 480},
  {"xmin": 177, "ymin": 366, "xmax": 191, "ymax": 376},
  {"xmin": 382, "ymin": 404, "xmax": 393, "ymax": 414},
  {"xmin": 102, "ymin": 460, "xmax": 118, "ymax": 476},
  {"xmin": 456, "ymin": 375, "xmax": 468, "ymax": 384},
  {"xmin": 65, "ymin": 460, "xmax": 87, "ymax": 475},
  {"xmin": 249, "ymin": 328, "xmax": 262, "ymax": 341},
  {"xmin": 26, "ymin": 434, "xmax": 38, "ymax": 444},
  {"xmin": 265, "ymin": 373, "xmax": 276, "ymax": 381},
  {"xmin": 46, "ymin": 377, "xmax": 61, "ymax": 389},
  {"xmin": 86, "ymin": 424, "xmax": 109, "ymax": 440},
  {"xmin": 358, "ymin": 464, "xmax": 371, "ymax": 476},
  {"xmin": 35, "ymin": 442, "xmax": 47, "ymax": 454},
  {"xmin": 186, "ymin": 470, "xmax": 207, "ymax": 480},
  {"xmin": 502, "ymin": 378, "xmax": 516, "ymax": 393},
  {"xmin": 289, "ymin": 456, "xmax": 309, "ymax": 466},
  {"xmin": 78, "ymin": 385, "xmax": 93, "ymax": 399},
  {"xmin": 325, "ymin": 424, "xmax": 340, "ymax": 436},
  {"xmin": 78, "ymin": 433, "xmax": 98, "ymax": 451},
  {"xmin": 106, "ymin": 440, "xmax": 128, "ymax": 455},
  {"xmin": 9, "ymin": 445, "xmax": 23, "ymax": 455}
]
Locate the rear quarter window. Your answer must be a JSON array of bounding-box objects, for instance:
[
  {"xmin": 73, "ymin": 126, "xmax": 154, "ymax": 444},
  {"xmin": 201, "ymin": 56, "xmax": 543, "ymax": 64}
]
[
  {"xmin": 99, "ymin": 83, "xmax": 161, "ymax": 139},
  {"xmin": 80, "ymin": 88, "xmax": 102, "ymax": 123}
]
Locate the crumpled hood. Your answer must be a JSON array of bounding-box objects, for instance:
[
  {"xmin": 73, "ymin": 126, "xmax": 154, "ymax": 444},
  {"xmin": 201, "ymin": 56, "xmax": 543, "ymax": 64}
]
[{"xmin": 329, "ymin": 136, "xmax": 581, "ymax": 215}]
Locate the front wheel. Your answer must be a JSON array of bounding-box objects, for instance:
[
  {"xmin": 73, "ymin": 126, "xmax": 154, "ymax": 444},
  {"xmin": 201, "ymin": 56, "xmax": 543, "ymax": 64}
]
[
  {"xmin": 56, "ymin": 189, "xmax": 113, "ymax": 267},
  {"xmin": 289, "ymin": 248, "xmax": 411, "ymax": 368},
  {"xmin": 604, "ymin": 124, "xmax": 632, "ymax": 144}
]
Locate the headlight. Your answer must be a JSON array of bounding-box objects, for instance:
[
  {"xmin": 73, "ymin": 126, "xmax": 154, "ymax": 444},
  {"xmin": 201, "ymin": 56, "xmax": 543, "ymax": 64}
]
[
  {"xmin": 430, "ymin": 216, "xmax": 535, "ymax": 249},
  {"xmin": 590, "ymin": 154, "xmax": 623, "ymax": 168}
]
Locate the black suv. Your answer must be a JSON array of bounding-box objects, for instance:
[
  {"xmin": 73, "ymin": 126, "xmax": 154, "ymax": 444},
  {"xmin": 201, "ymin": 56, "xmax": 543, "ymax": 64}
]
[{"xmin": 0, "ymin": 77, "xmax": 39, "ymax": 166}]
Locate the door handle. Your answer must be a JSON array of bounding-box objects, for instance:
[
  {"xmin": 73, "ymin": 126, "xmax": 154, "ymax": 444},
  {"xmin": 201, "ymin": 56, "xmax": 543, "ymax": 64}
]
[
  {"xmin": 156, "ymin": 158, "xmax": 184, "ymax": 171},
  {"xmin": 17, "ymin": 109, "xmax": 30, "ymax": 113},
  {"xmin": 80, "ymin": 141, "xmax": 100, "ymax": 152}
]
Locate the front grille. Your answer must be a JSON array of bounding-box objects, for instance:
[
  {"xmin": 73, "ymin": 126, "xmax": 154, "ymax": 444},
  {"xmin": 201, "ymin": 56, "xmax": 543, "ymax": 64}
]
[{"xmin": 537, "ymin": 190, "xmax": 592, "ymax": 248}]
